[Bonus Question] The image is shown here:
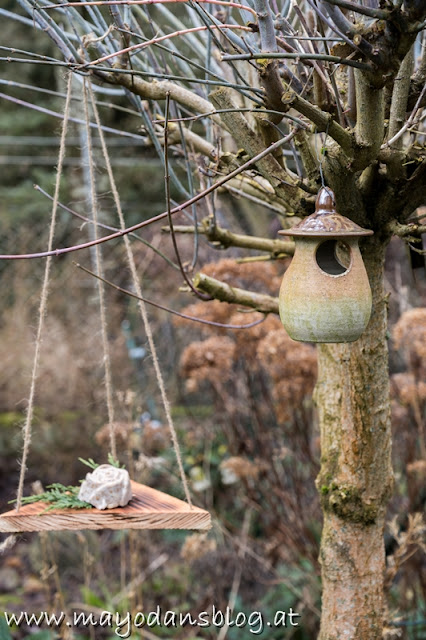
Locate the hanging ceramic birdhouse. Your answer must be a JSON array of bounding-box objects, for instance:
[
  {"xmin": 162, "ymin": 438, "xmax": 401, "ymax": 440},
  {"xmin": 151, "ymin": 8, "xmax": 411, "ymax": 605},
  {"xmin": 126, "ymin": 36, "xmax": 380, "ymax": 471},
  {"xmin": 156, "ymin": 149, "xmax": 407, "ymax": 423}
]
[{"xmin": 278, "ymin": 187, "xmax": 373, "ymax": 343}]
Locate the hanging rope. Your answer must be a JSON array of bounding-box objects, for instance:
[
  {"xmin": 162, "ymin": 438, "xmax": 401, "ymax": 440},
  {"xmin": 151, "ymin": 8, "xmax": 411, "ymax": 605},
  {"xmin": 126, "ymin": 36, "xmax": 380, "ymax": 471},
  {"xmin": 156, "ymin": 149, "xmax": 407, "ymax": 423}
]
[
  {"xmin": 15, "ymin": 72, "xmax": 73, "ymax": 512},
  {"xmin": 86, "ymin": 81, "xmax": 193, "ymax": 508},
  {"xmin": 0, "ymin": 535, "xmax": 17, "ymax": 555},
  {"xmin": 82, "ymin": 78, "xmax": 117, "ymax": 461},
  {"xmin": 315, "ymin": 120, "xmax": 330, "ymax": 189}
]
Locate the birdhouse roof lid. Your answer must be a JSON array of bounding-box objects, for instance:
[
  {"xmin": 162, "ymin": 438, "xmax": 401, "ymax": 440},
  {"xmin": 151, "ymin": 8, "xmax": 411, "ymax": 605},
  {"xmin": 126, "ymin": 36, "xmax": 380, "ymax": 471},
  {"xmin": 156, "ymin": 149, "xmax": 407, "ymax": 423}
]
[{"xmin": 279, "ymin": 187, "xmax": 374, "ymax": 237}]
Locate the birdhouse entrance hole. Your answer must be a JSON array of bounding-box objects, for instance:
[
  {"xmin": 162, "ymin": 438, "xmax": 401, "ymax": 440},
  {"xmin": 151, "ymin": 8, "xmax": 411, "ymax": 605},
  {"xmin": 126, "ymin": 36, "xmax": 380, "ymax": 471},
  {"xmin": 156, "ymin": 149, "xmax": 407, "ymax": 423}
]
[{"xmin": 315, "ymin": 239, "xmax": 352, "ymax": 276}]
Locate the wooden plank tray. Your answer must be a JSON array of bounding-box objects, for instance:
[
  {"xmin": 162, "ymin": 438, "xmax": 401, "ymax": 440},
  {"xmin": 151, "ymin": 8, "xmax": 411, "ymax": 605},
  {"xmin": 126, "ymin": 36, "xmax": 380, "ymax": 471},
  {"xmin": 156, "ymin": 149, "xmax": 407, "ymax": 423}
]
[{"xmin": 0, "ymin": 481, "xmax": 211, "ymax": 532}]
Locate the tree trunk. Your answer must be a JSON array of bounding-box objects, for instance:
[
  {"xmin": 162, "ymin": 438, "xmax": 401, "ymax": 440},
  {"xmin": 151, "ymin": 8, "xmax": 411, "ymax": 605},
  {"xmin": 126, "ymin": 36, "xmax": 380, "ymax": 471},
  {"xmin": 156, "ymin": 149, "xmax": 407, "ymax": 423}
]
[{"xmin": 315, "ymin": 235, "xmax": 394, "ymax": 640}]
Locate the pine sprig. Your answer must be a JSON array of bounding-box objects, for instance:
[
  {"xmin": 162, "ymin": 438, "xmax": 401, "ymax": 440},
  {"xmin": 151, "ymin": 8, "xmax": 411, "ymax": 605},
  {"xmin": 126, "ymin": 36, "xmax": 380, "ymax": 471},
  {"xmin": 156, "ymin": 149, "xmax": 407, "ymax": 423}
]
[
  {"xmin": 78, "ymin": 457, "xmax": 99, "ymax": 470},
  {"xmin": 12, "ymin": 484, "xmax": 91, "ymax": 511},
  {"xmin": 107, "ymin": 453, "xmax": 125, "ymax": 468},
  {"xmin": 10, "ymin": 457, "xmax": 127, "ymax": 511},
  {"xmin": 78, "ymin": 454, "xmax": 124, "ymax": 469}
]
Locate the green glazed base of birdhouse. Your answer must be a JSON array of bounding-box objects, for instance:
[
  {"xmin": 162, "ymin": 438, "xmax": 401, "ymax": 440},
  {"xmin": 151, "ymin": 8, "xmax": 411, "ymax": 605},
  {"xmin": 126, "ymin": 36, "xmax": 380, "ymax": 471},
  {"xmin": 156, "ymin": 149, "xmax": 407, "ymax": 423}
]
[{"xmin": 279, "ymin": 294, "xmax": 372, "ymax": 343}]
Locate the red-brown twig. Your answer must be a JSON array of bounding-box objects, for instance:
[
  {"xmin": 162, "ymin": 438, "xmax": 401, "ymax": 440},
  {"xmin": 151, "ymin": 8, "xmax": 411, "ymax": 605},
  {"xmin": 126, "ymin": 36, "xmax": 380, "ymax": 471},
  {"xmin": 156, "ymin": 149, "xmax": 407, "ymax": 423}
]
[
  {"xmin": 34, "ymin": 184, "xmax": 179, "ymax": 269},
  {"xmin": 164, "ymin": 93, "xmax": 211, "ymax": 300},
  {"xmin": 74, "ymin": 262, "xmax": 268, "ymax": 329},
  {"xmin": 81, "ymin": 24, "xmax": 255, "ymax": 68},
  {"xmin": 44, "ymin": 0, "xmax": 256, "ymax": 16},
  {"xmin": 0, "ymin": 128, "xmax": 299, "ymax": 260}
]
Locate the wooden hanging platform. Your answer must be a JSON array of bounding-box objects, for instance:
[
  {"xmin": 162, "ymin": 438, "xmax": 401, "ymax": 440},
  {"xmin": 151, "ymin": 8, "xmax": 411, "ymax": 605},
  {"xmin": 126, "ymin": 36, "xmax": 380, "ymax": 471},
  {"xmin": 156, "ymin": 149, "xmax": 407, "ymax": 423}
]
[{"xmin": 0, "ymin": 481, "xmax": 211, "ymax": 533}]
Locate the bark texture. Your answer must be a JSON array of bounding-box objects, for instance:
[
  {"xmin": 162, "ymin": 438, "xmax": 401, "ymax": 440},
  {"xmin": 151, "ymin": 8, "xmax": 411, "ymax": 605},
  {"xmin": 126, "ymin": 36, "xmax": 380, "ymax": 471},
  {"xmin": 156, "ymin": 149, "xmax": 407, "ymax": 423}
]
[{"xmin": 315, "ymin": 237, "xmax": 394, "ymax": 640}]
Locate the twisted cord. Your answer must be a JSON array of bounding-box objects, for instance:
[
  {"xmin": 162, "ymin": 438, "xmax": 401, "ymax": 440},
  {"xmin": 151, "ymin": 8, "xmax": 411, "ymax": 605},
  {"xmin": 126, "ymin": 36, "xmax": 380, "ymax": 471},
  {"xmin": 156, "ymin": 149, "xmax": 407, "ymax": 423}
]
[
  {"xmin": 82, "ymin": 77, "xmax": 117, "ymax": 460},
  {"xmin": 86, "ymin": 81, "xmax": 192, "ymax": 507},
  {"xmin": 15, "ymin": 72, "xmax": 73, "ymax": 511}
]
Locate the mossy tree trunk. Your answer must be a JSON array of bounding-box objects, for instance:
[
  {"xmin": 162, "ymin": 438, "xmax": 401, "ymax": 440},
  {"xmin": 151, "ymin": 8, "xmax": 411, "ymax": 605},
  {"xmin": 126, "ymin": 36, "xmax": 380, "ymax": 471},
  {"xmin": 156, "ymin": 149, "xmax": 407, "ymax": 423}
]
[{"xmin": 315, "ymin": 236, "xmax": 394, "ymax": 640}]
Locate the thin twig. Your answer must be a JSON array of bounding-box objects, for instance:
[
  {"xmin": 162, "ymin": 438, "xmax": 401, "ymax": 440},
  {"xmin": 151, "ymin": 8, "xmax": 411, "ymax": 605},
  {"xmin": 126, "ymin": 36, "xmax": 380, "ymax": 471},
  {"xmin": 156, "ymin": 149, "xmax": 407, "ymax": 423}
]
[
  {"xmin": 0, "ymin": 92, "xmax": 145, "ymax": 140},
  {"xmin": 33, "ymin": 184, "xmax": 179, "ymax": 269},
  {"xmin": 21, "ymin": 0, "xmax": 78, "ymax": 61},
  {"xmin": 323, "ymin": 0, "xmax": 390, "ymax": 20},
  {"xmin": 0, "ymin": 130, "xmax": 298, "ymax": 260},
  {"xmin": 155, "ymin": 107, "xmax": 308, "ymax": 128},
  {"xmin": 92, "ymin": 62, "xmax": 265, "ymax": 93},
  {"xmin": 74, "ymin": 262, "xmax": 268, "ymax": 329},
  {"xmin": 113, "ymin": 24, "xmax": 261, "ymax": 97},
  {"xmin": 81, "ymin": 24, "xmax": 254, "ymax": 68},
  {"xmin": 305, "ymin": 0, "xmax": 365, "ymax": 55},
  {"xmin": 164, "ymin": 92, "xmax": 211, "ymax": 300},
  {"xmin": 221, "ymin": 51, "xmax": 373, "ymax": 71},
  {"xmin": 407, "ymin": 243, "xmax": 426, "ymax": 256},
  {"xmin": 0, "ymin": 44, "xmax": 62, "ymax": 62},
  {"xmin": 384, "ymin": 83, "xmax": 426, "ymax": 149},
  {"xmin": 43, "ymin": 0, "xmax": 257, "ymax": 15},
  {"xmin": 0, "ymin": 56, "xmax": 82, "ymax": 67}
]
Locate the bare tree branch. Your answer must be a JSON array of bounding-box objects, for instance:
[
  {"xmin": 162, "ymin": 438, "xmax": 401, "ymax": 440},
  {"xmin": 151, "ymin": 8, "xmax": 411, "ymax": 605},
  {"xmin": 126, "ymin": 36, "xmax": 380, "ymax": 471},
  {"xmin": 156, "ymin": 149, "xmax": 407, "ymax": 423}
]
[
  {"xmin": 281, "ymin": 89, "xmax": 354, "ymax": 157},
  {"xmin": 193, "ymin": 272, "xmax": 280, "ymax": 314},
  {"xmin": 384, "ymin": 83, "xmax": 426, "ymax": 149},
  {"xmin": 76, "ymin": 262, "xmax": 268, "ymax": 329},
  {"xmin": 253, "ymin": 0, "xmax": 277, "ymax": 53},
  {"xmin": 321, "ymin": 1, "xmax": 376, "ymax": 61},
  {"xmin": 221, "ymin": 51, "xmax": 373, "ymax": 71},
  {"xmin": 388, "ymin": 48, "xmax": 415, "ymax": 146},
  {"xmin": 388, "ymin": 220, "xmax": 426, "ymax": 237},
  {"xmin": 166, "ymin": 122, "xmax": 219, "ymax": 160},
  {"xmin": 162, "ymin": 218, "xmax": 295, "ymax": 256},
  {"xmin": 100, "ymin": 68, "xmax": 222, "ymax": 124},
  {"xmin": 210, "ymin": 88, "xmax": 301, "ymax": 208},
  {"xmin": 354, "ymin": 70, "xmax": 384, "ymax": 168},
  {"xmin": 323, "ymin": 0, "xmax": 390, "ymax": 20},
  {"xmin": 294, "ymin": 130, "xmax": 319, "ymax": 182}
]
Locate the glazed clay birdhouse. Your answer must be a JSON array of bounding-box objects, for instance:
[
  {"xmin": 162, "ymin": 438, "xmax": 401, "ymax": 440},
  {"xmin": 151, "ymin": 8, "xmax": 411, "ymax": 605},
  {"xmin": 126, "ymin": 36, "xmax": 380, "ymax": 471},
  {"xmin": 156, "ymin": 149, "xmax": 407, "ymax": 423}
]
[{"xmin": 278, "ymin": 187, "xmax": 373, "ymax": 343}]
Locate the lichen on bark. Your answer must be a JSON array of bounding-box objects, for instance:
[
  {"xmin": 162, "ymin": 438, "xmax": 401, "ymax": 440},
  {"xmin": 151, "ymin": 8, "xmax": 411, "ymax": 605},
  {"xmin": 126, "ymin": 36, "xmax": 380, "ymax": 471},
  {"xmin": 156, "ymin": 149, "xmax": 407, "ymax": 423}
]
[{"xmin": 315, "ymin": 236, "xmax": 394, "ymax": 640}]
